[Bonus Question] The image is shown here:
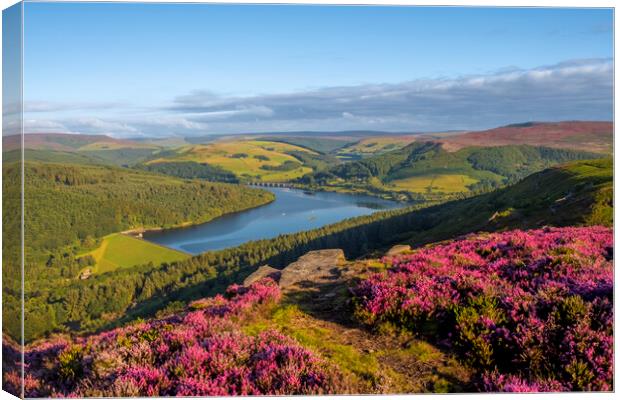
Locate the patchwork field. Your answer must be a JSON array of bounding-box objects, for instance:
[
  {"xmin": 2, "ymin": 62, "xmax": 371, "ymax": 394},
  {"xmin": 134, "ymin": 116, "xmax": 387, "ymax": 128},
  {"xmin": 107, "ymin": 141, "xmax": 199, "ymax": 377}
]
[
  {"xmin": 390, "ymin": 174, "xmax": 479, "ymax": 193},
  {"xmin": 146, "ymin": 140, "xmax": 316, "ymax": 181},
  {"xmin": 82, "ymin": 233, "xmax": 189, "ymax": 275}
]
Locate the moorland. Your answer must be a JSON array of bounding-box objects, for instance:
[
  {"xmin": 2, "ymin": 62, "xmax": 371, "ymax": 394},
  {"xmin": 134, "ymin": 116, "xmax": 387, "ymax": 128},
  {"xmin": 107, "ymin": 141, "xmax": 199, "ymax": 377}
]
[{"xmin": 2, "ymin": 120, "xmax": 614, "ymax": 395}]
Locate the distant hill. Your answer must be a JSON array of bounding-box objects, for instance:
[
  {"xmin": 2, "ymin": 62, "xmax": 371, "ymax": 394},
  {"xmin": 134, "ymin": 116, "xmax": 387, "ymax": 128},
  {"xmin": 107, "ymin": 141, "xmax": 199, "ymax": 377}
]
[
  {"xmin": 2, "ymin": 133, "xmax": 162, "ymax": 165},
  {"xmin": 298, "ymin": 141, "xmax": 605, "ymax": 201},
  {"xmin": 438, "ymin": 121, "xmax": 612, "ymax": 153},
  {"xmin": 143, "ymin": 140, "xmax": 335, "ymax": 182},
  {"xmin": 3, "ymin": 133, "xmax": 156, "ymax": 151}
]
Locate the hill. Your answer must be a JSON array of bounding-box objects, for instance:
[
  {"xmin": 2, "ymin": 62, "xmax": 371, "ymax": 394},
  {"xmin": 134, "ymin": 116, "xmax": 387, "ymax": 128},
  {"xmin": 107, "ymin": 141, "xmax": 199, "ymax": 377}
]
[
  {"xmin": 299, "ymin": 142, "xmax": 604, "ymax": 201},
  {"xmin": 335, "ymin": 135, "xmax": 419, "ymax": 159},
  {"xmin": 2, "ymin": 133, "xmax": 162, "ymax": 165},
  {"xmin": 12, "ymin": 161, "xmax": 273, "ymax": 256},
  {"xmin": 438, "ymin": 121, "xmax": 612, "ymax": 153},
  {"xmin": 1, "ymin": 160, "xmax": 274, "ymax": 341},
  {"xmin": 3, "ymin": 133, "xmax": 157, "ymax": 152},
  {"xmin": 143, "ymin": 140, "xmax": 330, "ymax": 182},
  {"xmin": 8, "ymin": 224, "xmax": 612, "ymax": 396}
]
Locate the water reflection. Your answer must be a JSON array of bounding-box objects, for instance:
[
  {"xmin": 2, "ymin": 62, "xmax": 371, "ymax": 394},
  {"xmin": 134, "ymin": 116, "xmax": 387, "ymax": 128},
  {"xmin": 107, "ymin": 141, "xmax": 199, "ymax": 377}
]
[{"xmin": 144, "ymin": 187, "xmax": 402, "ymax": 254}]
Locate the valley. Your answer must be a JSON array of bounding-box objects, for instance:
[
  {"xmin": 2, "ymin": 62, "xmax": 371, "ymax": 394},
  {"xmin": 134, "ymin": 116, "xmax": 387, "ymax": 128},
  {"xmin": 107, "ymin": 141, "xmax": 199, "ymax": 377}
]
[
  {"xmin": 2, "ymin": 121, "xmax": 614, "ymax": 394},
  {"xmin": 3, "ymin": 4, "xmax": 613, "ymax": 396}
]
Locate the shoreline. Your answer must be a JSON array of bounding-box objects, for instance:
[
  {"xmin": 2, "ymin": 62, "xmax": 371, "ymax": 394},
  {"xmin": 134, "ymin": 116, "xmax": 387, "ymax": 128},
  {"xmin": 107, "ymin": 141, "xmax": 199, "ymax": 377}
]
[{"xmin": 124, "ymin": 192, "xmax": 277, "ymax": 239}]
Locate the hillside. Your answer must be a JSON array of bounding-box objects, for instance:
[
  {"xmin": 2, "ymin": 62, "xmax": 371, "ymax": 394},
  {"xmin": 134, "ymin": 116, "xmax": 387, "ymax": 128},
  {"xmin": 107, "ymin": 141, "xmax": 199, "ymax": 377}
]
[
  {"xmin": 438, "ymin": 121, "xmax": 612, "ymax": 153},
  {"xmin": 3, "ymin": 133, "xmax": 157, "ymax": 151},
  {"xmin": 299, "ymin": 142, "xmax": 604, "ymax": 201},
  {"xmin": 79, "ymin": 233, "xmax": 190, "ymax": 276},
  {"xmin": 335, "ymin": 135, "xmax": 418, "ymax": 159},
  {"xmin": 15, "ymin": 158, "xmax": 611, "ymax": 344},
  {"xmin": 143, "ymin": 140, "xmax": 329, "ymax": 182},
  {"xmin": 1, "ymin": 161, "xmax": 274, "ymax": 341},
  {"xmin": 7, "ymin": 224, "xmax": 612, "ymax": 395},
  {"xmin": 2, "ymin": 133, "xmax": 162, "ymax": 165},
  {"xmin": 12, "ymin": 161, "xmax": 274, "ymax": 256}
]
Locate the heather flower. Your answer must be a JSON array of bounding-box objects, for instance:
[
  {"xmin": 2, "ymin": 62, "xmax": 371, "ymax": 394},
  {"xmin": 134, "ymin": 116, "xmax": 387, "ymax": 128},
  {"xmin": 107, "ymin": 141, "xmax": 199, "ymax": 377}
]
[
  {"xmin": 16, "ymin": 278, "xmax": 341, "ymax": 397},
  {"xmin": 352, "ymin": 226, "xmax": 613, "ymax": 392}
]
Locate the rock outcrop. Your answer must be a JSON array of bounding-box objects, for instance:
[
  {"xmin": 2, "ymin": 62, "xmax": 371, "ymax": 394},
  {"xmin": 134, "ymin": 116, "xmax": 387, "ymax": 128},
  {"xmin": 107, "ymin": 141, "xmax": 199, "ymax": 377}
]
[
  {"xmin": 243, "ymin": 265, "xmax": 281, "ymax": 286},
  {"xmin": 278, "ymin": 249, "xmax": 345, "ymax": 289},
  {"xmin": 386, "ymin": 244, "xmax": 411, "ymax": 256}
]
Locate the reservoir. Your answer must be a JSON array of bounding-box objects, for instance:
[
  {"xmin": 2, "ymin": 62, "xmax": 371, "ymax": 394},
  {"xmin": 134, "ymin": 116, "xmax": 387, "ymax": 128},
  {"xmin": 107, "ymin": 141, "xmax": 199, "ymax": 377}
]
[{"xmin": 143, "ymin": 187, "xmax": 403, "ymax": 254}]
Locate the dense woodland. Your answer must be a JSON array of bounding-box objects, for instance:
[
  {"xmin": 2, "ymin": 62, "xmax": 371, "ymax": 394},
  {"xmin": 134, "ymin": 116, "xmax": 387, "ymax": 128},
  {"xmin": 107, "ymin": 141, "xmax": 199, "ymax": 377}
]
[
  {"xmin": 10, "ymin": 158, "xmax": 611, "ymax": 342},
  {"xmin": 135, "ymin": 161, "xmax": 239, "ymax": 182},
  {"xmin": 14, "ymin": 162, "xmax": 272, "ymax": 256}
]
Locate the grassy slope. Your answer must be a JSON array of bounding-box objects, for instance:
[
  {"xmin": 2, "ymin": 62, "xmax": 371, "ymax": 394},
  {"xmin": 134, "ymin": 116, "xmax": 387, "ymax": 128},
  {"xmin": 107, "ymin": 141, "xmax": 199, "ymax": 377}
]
[
  {"xmin": 3, "ymin": 133, "xmax": 162, "ymax": 166},
  {"xmin": 3, "ymin": 149, "xmax": 108, "ymax": 165},
  {"xmin": 261, "ymin": 136, "xmax": 354, "ymax": 154},
  {"xmin": 391, "ymin": 174, "xmax": 479, "ymax": 193},
  {"xmin": 82, "ymin": 233, "xmax": 189, "ymax": 275},
  {"xmin": 336, "ymin": 136, "xmax": 418, "ymax": 158},
  {"xmin": 146, "ymin": 140, "xmax": 316, "ymax": 181},
  {"xmin": 400, "ymin": 158, "xmax": 612, "ymax": 248}
]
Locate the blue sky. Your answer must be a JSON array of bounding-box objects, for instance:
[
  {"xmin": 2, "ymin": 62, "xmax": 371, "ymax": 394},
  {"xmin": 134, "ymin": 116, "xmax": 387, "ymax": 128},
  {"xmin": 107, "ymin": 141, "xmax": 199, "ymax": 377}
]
[{"xmin": 18, "ymin": 3, "xmax": 614, "ymax": 137}]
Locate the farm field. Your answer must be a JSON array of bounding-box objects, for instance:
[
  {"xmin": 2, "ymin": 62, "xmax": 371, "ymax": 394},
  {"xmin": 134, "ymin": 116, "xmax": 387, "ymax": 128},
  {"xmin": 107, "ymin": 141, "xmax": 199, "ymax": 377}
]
[
  {"xmin": 82, "ymin": 233, "xmax": 190, "ymax": 275},
  {"xmin": 390, "ymin": 174, "xmax": 479, "ymax": 193},
  {"xmin": 146, "ymin": 140, "xmax": 316, "ymax": 181}
]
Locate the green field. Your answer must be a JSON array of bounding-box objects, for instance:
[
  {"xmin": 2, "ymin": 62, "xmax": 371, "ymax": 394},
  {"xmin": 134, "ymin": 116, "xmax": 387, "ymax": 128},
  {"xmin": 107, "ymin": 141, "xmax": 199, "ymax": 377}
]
[
  {"xmin": 391, "ymin": 174, "xmax": 479, "ymax": 193},
  {"xmin": 336, "ymin": 136, "xmax": 417, "ymax": 158},
  {"xmin": 83, "ymin": 233, "xmax": 190, "ymax": 275},
  {"xmin": 147, "ymin": 140, "xmax": 315, "ymax": 181}
]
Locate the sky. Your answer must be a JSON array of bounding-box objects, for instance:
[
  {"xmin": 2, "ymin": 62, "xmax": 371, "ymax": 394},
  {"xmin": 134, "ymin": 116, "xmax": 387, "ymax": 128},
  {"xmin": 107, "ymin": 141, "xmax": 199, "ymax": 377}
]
[{"xmin": 12, "ymin": 2, "xmax": 615, "ymax": 137}]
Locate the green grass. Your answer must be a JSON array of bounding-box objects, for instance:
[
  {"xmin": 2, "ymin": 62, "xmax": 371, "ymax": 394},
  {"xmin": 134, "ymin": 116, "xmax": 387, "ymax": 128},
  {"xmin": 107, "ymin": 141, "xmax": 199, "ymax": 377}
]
[
  {"xmin": 243, "ymin": 304, "xmax": 389, "ymax": 391},
  {"xmin": 81, "ymin": 233, "xmax": 190, "ymax": 275},
  {"xmin": 243, "ymin": 303, "xmax": 470, "ymax": 393},
  {"xmin": 391, "ymin": 174, "xmax": 479, "ymax": 193},
  {"xmin": 262, "ymin": 136, "xmax": 353, "ymax": 153},
  {"xmin": 337, "ymin": 136, "xmax": 416, "ymax": 158},
  {"xmin": 147, "ymin": 140, "xmax": 315, "ymax": 182}
]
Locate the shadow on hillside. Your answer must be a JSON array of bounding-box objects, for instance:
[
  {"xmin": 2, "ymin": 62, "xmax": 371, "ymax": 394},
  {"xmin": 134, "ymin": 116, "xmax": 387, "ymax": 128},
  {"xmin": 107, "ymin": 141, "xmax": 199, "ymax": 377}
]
[{"xmin": 280, "ymin": 266, "xmax": 363, "ymax": 328}]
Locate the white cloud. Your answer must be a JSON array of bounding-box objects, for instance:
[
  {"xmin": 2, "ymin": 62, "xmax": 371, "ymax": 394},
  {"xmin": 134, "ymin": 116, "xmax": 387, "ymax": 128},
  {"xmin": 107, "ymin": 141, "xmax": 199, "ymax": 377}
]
[{"xmin": 20, "ymin": 58, "xmax": 612, "ymax": 136}]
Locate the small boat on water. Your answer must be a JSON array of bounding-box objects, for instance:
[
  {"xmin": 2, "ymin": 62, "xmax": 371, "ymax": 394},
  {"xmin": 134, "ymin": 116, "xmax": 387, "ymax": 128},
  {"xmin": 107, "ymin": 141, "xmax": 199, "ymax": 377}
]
[{"xmin": 303, "ymin": 190, "xmax": 315, "ymax": 195}]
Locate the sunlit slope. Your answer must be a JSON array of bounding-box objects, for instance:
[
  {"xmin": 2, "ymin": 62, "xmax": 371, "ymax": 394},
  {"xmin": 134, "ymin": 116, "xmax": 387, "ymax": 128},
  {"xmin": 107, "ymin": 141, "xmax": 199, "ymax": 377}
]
[
  {"xmin": 336, "ymin": 135, "xmax": 418, "ymax": 158},
  {"xmin": 82, "ymin": 233, "xmax": 189, "ymax": 275},
  {"xmin": 439, "ymin": 121, "xmax": 613, "ymax": 153},
  {"xmin": 300, "ymin": 142, "xmax": 605, "ymax": 199},
  {"xmin": 3, "ymin": 133, "xmax": 162, "ymax": 166},
  {"xmin": 146, "ymin": 140, "xmax": 317, "ymax": 181}
]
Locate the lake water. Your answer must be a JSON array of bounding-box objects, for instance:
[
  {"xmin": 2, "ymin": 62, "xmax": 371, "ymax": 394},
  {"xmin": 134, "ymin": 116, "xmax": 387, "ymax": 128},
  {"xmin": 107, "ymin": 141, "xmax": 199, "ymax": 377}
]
[{"xmin": 143, "ymin": 187, "xmax": 403, "ymax": 254}]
